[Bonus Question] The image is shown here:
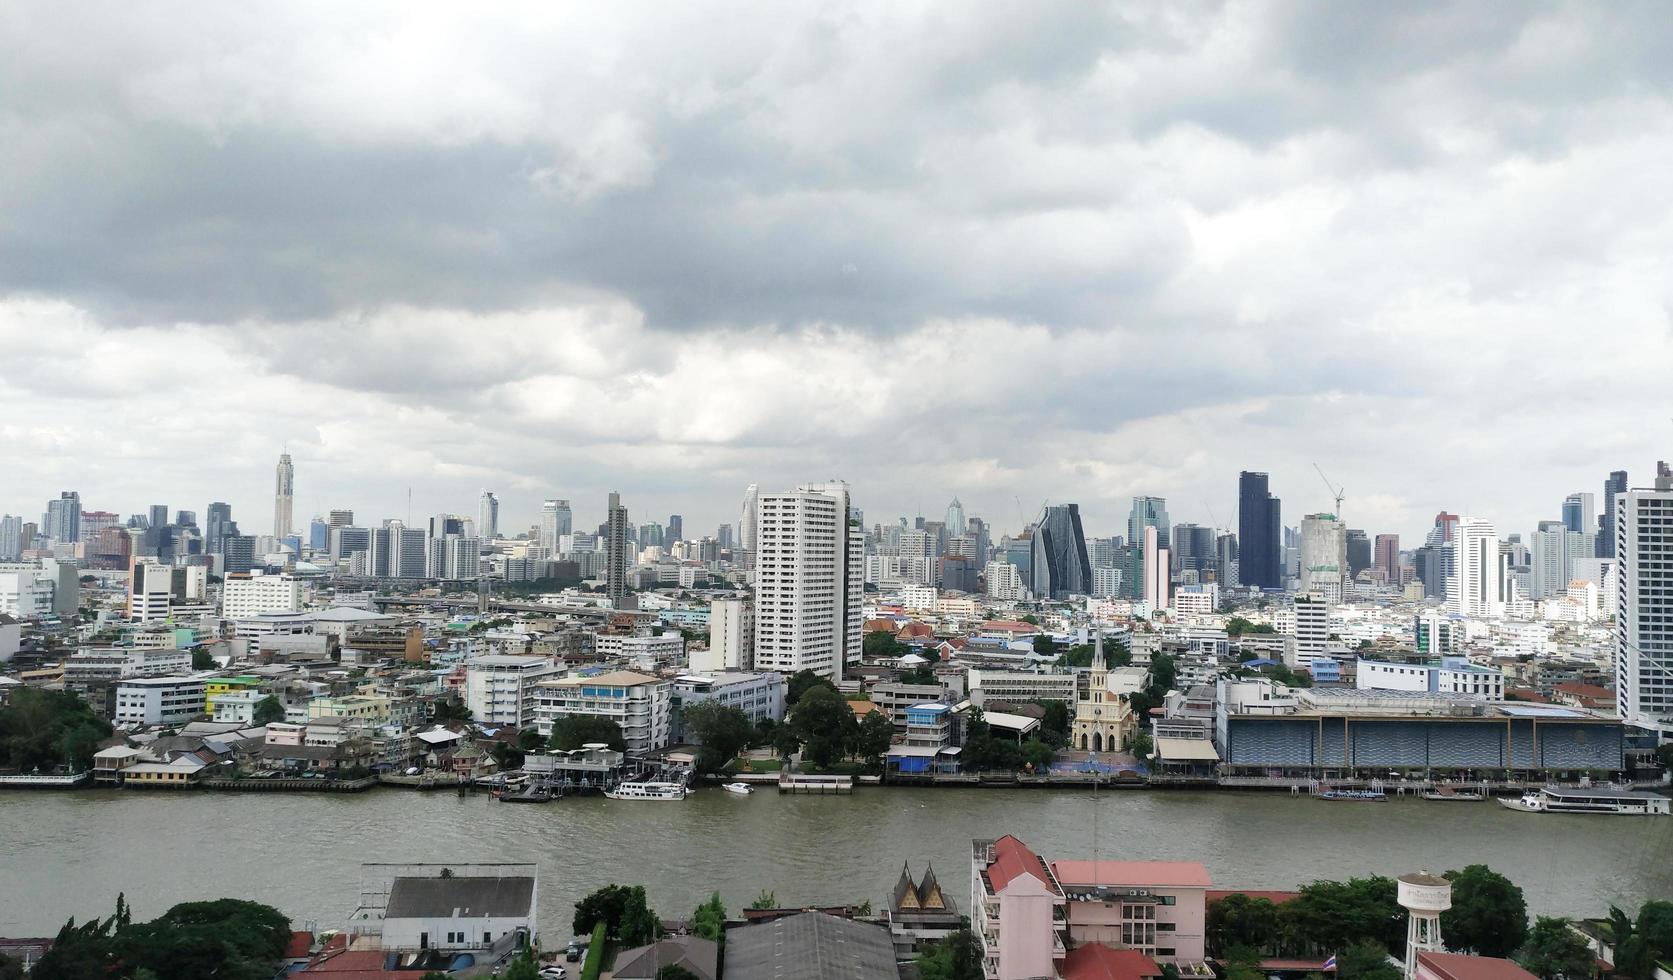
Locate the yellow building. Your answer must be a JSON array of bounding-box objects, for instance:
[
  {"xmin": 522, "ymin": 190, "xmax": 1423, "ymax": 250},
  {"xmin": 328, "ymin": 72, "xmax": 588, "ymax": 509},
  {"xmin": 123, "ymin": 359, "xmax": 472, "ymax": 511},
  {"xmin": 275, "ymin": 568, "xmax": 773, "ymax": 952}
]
[
  {"xmin": 305, "ymin": 694, "xmax": 392, "ymax": 724},
  {"xmin": 1071, "ymin": 634, "xmax": 1135, "ymax": 754},
  {"xmin": 203, "ymin": 676, "xmax": 263, "ymax": 716}
]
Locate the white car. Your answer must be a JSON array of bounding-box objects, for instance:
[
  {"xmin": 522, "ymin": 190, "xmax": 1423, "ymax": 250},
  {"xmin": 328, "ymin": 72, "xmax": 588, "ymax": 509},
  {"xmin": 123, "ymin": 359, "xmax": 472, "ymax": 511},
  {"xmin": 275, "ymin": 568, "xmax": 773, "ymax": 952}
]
[{"xmin": 540, "ymin": 967, "xmax": 567, "ymax": 980}]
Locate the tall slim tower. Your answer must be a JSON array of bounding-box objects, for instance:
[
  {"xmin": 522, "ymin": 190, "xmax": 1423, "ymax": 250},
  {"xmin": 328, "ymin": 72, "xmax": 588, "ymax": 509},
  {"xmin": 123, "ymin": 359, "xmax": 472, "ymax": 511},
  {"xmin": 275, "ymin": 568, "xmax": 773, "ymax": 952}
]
[
  {"xmin": 478, "ymin": 490, "xmax": 500, "ymax": 540},
  {"xmin": 605, "ymin": 491, "xmax": 629, "ymax": 608},
  {"xmin": 1601, "ymin": 469, "xmax": 1629, "ymax": 558},
  {"xmin": 750, "ymin": 481, "xmax": 862, "ymax": 681},
  {"xmin": 1397, "ymin": 871, "xmax": 1451, "ymax": 980},
  {"xmin": 273, "ymin": 453, "xmax": 295, "ymax": 538},
  {"xmin": 1447, "ymin": 518, "xmax": 1504, "ymax": 617},
  {"xmin": 1238, "ymin": 472, "xmax": 1281, "ymax": 590}
]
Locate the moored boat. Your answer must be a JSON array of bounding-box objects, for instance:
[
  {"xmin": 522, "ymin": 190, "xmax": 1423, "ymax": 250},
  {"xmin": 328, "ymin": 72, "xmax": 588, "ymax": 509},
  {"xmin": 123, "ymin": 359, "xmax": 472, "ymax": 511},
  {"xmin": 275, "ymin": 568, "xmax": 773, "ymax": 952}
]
[
  {"xmin": 604, "ymin": 781, "xmax": 690, "ymax": 801},
  {"xmin": 1423, "ymin": 787, "xmax": 1485, "ymax": 802},
  {"xmin": 1315, "ymin": 788, "xmax": 1387, "ymax": 802},
  {"xmin": 1499, "ymin": 788, "xmax": 1670, "ymax": 815},
  {"xmin": 722, "ymin": 782, "xmax": 753, "ymax": 795}
]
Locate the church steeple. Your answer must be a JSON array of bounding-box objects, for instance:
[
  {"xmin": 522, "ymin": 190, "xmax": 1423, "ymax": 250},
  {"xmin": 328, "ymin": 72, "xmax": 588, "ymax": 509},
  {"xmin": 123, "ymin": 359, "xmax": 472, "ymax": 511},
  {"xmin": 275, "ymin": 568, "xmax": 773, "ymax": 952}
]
[{"xmin": 1092, "ymin": 631, "xmax": 1107, "ymax": 671}]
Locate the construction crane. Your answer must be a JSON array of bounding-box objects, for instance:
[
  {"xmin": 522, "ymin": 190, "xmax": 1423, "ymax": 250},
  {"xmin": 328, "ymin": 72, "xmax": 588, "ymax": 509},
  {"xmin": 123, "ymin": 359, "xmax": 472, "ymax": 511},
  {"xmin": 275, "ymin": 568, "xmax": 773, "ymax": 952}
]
[{"xmin": 1312, "ymin": 463, "xmax": 1345, "ymax": 518}]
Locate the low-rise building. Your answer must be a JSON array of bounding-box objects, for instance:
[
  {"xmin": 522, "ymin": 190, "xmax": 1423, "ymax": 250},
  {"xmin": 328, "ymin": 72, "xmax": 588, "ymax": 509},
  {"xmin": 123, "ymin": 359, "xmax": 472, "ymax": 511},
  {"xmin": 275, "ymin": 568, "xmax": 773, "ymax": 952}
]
[
  {"xmin": 113, "ymin": 676, "xmax": 207, "ymax": 728},
  {"xmin": 1357, "ymin": 656, "xmax": 1505, "ymax": 700},
  {"xmin": 532, "ymin": 671, "xmax": 672, "ymax": 751},
  {"xmin": 464, "ymin": 655, "xmax": 565, "ymax": 729},
  {"xmin": 873, "ymin": 682, "xmax": 947, "ymax": 728},
  {"xmin": 967, "ymin": 669, "xmax": 1077, "ymax": 709},
  {"xmin": 970, "ymin": 835, "xmax": 1065, "ymax": 980},
  {"xmin": 725, "ymin": 911, "xmax": 897, "ymax": 980},
  {"xmin": 1050, "ymin": 860, "xmax": 1210, "ymax": 966},
  {"xmin": 672, "ymin": 672, "xmax": 785, "ymax": 740},
  {"xmin": 350, "ymin": 864, "xmax": 537, "ymax": 956}
]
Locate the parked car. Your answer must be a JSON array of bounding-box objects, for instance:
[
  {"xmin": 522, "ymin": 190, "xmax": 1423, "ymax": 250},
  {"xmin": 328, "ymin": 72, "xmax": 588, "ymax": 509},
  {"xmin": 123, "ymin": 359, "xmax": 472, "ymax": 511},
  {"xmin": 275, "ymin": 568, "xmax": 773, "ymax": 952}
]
[{"xmin": 540, "ymin": 967, "xmax": 567, "ymax": 980}]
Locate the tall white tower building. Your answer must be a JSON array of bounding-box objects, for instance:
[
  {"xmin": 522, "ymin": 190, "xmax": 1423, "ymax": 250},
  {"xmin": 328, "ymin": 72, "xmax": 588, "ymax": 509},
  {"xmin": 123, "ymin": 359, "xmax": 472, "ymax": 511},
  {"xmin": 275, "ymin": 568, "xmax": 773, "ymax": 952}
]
[
  {"xmin": 750, "ymin": 481, "xmax": 862, "ymax": 681},
  {"xmin": 478, "ymin": 490, "xmax": 500, "ymax": 540},
  {"xmin": 1617, "ymin": 463, "xmax": 1673, "ymax": 738},
  {"xmin": 1298, "ymin": 513, "xmax": 1347, "ymax": 602},
  {"xmin": 739, "ymin": 483, "xmax": 759, "ymax": 571},
  {"xmin": 1447, "ymin": 518, "xmax": 1504, "ymax": 618},
  {"xmin": 273, "ymin": 453, "xmax": 294, "ymax": 539},
  {"xmin": 539, "ymin": 499, "xmax": 571, "ymax": 553}
]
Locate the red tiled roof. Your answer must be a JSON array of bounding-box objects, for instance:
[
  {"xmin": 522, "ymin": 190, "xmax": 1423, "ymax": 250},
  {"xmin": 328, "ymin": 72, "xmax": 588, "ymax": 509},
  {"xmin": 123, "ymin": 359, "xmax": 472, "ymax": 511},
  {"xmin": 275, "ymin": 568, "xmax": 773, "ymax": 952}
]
[
  {"xmin": 1553, "ymin": 682, "xmax": 1611, "ymax": 698},
  {"xmin": 983, "ymin": 620, "xmax": 1041, "ymax": 633},
  {"xmin": 1051, "ymin": 860, "xmax": 1212, "ymax": 889},
  {"xmin": 284, "ymin": 931, "xmax": 314, "ymax": 959},
  {"xmin": 1418, "ymin": 951, "xmax": 1540, "ymax": 980},
  {"xmin": 1207, "ymin": 889, "xmax": 1300, "ymax": 905},
  {"xmin": 302, "ymin": 950, "xmax": 389, "ymax": 973},
  {"xmin": 987, "ymin": 835, "xmax": 1059, "ymax": 894},
  {"xmin": 1063, "ymin": 943, "xmax": 1163, "ymax": 980}
]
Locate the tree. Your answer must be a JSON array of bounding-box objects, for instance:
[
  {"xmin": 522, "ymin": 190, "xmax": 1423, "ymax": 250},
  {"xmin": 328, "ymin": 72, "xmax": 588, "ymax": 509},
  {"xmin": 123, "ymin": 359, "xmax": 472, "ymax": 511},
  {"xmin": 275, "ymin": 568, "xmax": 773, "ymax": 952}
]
[
  {"xmin": 864, "ymin": 630, "xmax": 906, "ymax": 660},
  {"xmin": 619, "ymin": 886, "xmax": 660, "ymax": 947},
  {"xmin": 252, "ymin": 696, "xmax": 286, "ymax": 726},
  {"xmin": 790, "ymin": 686, "xmax": 856, "ymax": 769},
  {"xmin": 191, "ymin": 648, "xmax": 218, "ymax": 670},
  {"xmin": 1130, "ymin": 732, "xmax": 1154, "ymax": 758},
  {"xmin": 1336, "ymin": 941, "xmax": 1401, "ymax": 980},
  {"xmin": 898, "ymin": 665, "xmax": 938, "ymax": 685},
  {"xmin": 1019, "ymin": 739, "xmax": 1056, "ymax": 773},
  {"xmin": 787, "ymin": 670, "xmax": 838, "ymax": 707},
  {"xmin": 659, "ymin": 967, "xmax": 700, "ymax": 980},
  {"xmin": 1517, "ymin": 917, "xmax": 1594, "ymax": 980},
  {"xmin": 549, "ymin": 716, "xmax": 627, "ymax": 752},
  {"xmin": 0, "ymin": 953, "xmax": 25, "ymax": 980},
  {"xmin": 692, "ymin": 892, "xmax": 727, "ymax": 943},
  {"xmin": 1638, "ymin": 900, "xmax": 1673, "ymax": 967},
  {"xmin": 1283, "ymin": 877, "xmax": 1404, "ymax": 957},
  {"xmin": 750, "ymin": 891, "xmax": 777, "ymax": 910},
  {"xmin": 1030, "ymin": 700, "xmax": 1070, "ymax": 747},
  {"xmin": 854, "ymin": 710, "xmax": 895, "ymax": 766},
  {"xmin": 504, "ymin": 949, "xmax": 541, "ymax": 980},
  {"xmin": 1149, "ymin": 653, "xmax": 1177, "ymax": 695},
  {"xmin": 0, "ymin": 688, "xmax": 113, "ymax": 772},
  {"xmin": 1031, "ymin": 635, "xmax": 1059, "ymax": 657},
  {"xmin": 917, "ymin": 930, "xmax": 982, "ymax": 980},
  {"xmin": 1442, "ymin": 866, "xmax": 1527, "ymax": 956},
  {"xmin": 1207, "ymin": 895, "xmax": 1284, "ymax": 958},
  {"xmin": 682, "ymin": 703, "xmax": 754, "ymax": 773},
  {"xmin": 1019, "ymin": 615, "xmax": 1040, "ymax": 625},
  {"xmin": 432, "ymin": 697, "xmax": 472, "ymax": 723},
  {"xmin": 574, "ymin": 884, "xmax": 633, "ymax": 936},
  {"xmin": 1607, "ymin": 906, "xmax": 1643, "ymax": 980}
]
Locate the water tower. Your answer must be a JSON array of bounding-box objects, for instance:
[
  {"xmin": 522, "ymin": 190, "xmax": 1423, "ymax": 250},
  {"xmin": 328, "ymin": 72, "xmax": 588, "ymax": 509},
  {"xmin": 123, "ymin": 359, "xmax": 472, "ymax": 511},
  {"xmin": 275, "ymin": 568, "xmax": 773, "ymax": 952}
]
[{"xmin": 1397, "ymin": 871, "xmax": 1452, "ymax": 980}]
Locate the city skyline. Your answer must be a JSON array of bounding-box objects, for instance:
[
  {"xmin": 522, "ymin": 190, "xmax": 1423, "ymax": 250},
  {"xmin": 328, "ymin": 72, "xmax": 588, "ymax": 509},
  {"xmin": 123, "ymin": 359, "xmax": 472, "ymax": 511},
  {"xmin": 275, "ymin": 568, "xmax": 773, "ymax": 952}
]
[{"xmin": 3, "ymin": 6, "xmax": 1671, "ymax": 548}]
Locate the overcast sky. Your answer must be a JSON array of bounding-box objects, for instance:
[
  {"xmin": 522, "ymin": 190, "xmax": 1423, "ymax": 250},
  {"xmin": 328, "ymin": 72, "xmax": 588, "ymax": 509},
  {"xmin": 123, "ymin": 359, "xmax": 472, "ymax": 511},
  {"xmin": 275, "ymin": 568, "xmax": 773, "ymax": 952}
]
[{"xmin": 3, "ymin": 3, "xmax": 1671, "ymax": 543}]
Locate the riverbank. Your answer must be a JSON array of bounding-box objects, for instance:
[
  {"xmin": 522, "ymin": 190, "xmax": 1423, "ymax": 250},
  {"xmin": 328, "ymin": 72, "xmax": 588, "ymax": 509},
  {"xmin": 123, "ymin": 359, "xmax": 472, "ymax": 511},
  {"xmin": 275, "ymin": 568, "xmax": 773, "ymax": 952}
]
[{"xmin": 5, "ymin": 783, "xmax": 1671, "ymax": 944}]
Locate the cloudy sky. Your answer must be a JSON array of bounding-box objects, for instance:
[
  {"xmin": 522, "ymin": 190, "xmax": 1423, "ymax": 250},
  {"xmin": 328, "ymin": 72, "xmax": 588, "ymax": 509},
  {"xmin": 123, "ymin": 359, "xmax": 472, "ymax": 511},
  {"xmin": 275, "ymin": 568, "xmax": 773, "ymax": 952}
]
[{"xmin": 3, "ymin": 2, "xmax": 1670, "ymax": 543}]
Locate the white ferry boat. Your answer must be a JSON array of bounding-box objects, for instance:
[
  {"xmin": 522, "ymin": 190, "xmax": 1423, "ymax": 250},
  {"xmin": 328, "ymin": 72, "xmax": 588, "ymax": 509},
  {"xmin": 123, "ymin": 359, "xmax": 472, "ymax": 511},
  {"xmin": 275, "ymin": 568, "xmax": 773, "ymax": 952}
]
[
  {"xmin": 1499, "ymin": 787, "xmax": 1670, "ymax": 815},
  {"xmin": 604, "ymin": 781, "xmax": 690, "ymax": 801}
]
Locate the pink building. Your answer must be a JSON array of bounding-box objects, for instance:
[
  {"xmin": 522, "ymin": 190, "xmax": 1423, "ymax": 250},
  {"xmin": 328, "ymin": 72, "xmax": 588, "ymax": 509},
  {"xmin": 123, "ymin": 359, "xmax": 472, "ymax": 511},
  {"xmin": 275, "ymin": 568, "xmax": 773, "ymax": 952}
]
[
  {"xmin": 1416, "ymin": 952, "xmax": 1539, "ymax": 980},
  {"xmin": 1048, "ymin": 860, "xmax": 1211, "ymax": 966},
  {"xmin": 970, "ymin": 836, "xmax": 1066, "ymax": 980}
]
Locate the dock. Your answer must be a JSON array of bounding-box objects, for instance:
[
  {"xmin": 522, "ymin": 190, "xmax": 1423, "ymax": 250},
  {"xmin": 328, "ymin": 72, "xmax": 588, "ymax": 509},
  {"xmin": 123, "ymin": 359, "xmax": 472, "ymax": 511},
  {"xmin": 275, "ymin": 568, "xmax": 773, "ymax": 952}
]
[{"xmin": 779, "ymin": 774, "xmax": 854, "ymax": 794}]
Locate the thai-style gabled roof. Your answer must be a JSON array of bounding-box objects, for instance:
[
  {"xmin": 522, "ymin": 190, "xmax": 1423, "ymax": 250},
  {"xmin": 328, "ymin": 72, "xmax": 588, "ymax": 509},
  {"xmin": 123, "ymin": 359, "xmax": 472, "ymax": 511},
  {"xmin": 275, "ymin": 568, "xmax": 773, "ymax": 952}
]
[
  {"xmin": 917, "ymin": 863, "xmax": 947, "ymax": 911},
  {"xmin": 893, "ymin": 862, "xmax": 920, "ymax": 910}
]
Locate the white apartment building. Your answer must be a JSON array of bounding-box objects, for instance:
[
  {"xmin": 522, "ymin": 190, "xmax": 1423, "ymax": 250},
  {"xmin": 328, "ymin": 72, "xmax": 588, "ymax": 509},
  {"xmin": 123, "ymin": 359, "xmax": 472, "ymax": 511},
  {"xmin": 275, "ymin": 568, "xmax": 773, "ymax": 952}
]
[
  {"xmin": 532, "ymin": 670, "xmax": 672, "ymax": 751},
  {"xmin": 1617, "ymin": 464, "xmax": 1673, "ymax": 737},
  {"xmin": 1090, "ymin": 566, "xmax": 1121, "ymax": 600},
  {"xmin": 0, "ymin": 563, "xmax": 53, "ymax": 618},
  {"xmin": 114, "ymin": 676, "xmax": 207, "ymax": 728},
  {"xmin": 1289, "ymin": 592, "xmax": 1331, "ymax": 673},
  {"xmin": 985, "ymin": 562, "xmax": 1027, "ymax": 602},
  {"xmin": 693, "ymin": 598, "xmax": 752, "ymax": 673},
  {"xmin": 967, "ymin": 669, "xmax": 1077, "ymax": 708},
  {"xmin": 63, "ymin": 647, "xmax": 194, "ymax": 690},
  {"xmin": 464, "ymin": 655, "xmax": 566, "ymax": 728},
  {"xmin": 1448, "ymin": 518, "xmax": 1506, "ymax": 618},
  {"xmin": 899, "ymin": 585, "xmax": 938, "ymax": 612},
  {"xmin": 222, "ymin": 572, "xmax": 305, "ymax": 620},
  {"xmin": 865, "ymin": 554, "xmax": 933, "ymax": 586},
  {"xmin": 672, "ymin": 672, "xmax": 786, "ymax": 737},
  {"xmin": 1172, "ymin": 583, "xmax": 1219, "ymax": 618},
  {"xmin": 129, "ymin": 562, "xmax": 175, "ymax": 622},
  {"xmin": 751, "ymin": 482, "xmax": 863, "ymax": 681},
  {"xmin": 592, "ymin": 632, "xmax": 684, "ymax": 670}
]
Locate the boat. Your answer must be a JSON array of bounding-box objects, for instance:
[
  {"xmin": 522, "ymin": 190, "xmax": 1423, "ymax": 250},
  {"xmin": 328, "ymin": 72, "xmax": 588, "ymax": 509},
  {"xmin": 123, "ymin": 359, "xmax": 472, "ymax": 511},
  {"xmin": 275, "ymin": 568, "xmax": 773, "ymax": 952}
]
[
  {"xmin": 721, "ymin": 782, "xmax": 753, "ymax": 795},
  {"xmin": 1499, "ymin": 787, "xmax": 1671, "ymax": 815},
  {"xmin": 604, "ymin": 781, "xmax": 690, "ymax": 801},
  {"xmin": 1314, "ymin": 788, "xmax": 1387, "ymax": 802},
  {"xmin": 494, "ymin": 784, "xmax": 553, "ymax": 803},
  {"xmin": 1423, "ymin": 787, "xmax": 1485, "ymax": 802}
]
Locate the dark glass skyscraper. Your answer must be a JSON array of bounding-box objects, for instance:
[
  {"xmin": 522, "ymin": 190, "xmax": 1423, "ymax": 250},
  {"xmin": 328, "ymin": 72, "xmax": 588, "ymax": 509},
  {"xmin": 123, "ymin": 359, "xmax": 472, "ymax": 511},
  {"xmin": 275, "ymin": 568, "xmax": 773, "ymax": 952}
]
[
  {"xmin": 1238, "ymin": 471, "xmax": 1282, "ymax": 590},
  {"xmin": 1601, "ymin": 469, "xmax": 1627, "ymax": 558},
  {"xmin": 1029, "ymin": 503, "xmax": 1091, "ymax": 599}
]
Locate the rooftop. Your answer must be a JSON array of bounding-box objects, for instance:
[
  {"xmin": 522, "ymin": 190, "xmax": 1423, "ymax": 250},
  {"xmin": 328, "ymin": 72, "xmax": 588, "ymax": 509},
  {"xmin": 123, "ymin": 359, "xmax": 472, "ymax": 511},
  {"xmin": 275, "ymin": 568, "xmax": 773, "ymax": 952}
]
[
  {"xmin": 1050, "ymin": 860, "xmax": 1213, "ymax": 889},
  {"xmin": 980, "ymin": 835, "xmax": 1060, "ymax": 895},
  {"xmin": 723, "ymin": 911, "xmax": 897, "ymax": 980},
  {"xmin": 1062, "ymin": 943, "xmax": 1164, "ymax": 980},
  {"xmin": 1417, "ymin": 951, "xmax": 1540, "ymax": 980},
  {"xmin": 385, "ymin": 875, "xmax": 535, "ymax": 919}
]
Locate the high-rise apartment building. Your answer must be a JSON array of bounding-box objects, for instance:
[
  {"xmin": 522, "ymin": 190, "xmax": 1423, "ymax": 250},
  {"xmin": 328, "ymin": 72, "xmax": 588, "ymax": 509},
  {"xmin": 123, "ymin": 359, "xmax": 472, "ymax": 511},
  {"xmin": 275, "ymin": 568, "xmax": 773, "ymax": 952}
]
[
  {"xmin": 1216, "ymin": 532, "xmax": 1240, "ymax": 589},
  {"xmin": 1448, "ymin": 518, "xmax": 1505, "ymax": 617},
  {"xmin": 45, "ymin": 491, "xmax": 82, "ymax": 544},
  {"xmin": 1030, "ymin": 504, "xmax": 1091, "ymax": 600},
  {"xmin": 751, "ymin": 481, "xmax": 863, "ymax": 681},
  {"xmin": 1237, "ymin": 472, "xmax": 1281, "ymax": 590},
  {"xmin": 1616, "ymin": 463, "xmax": 1673, "ymax": 738},
  {"xmin": 273, "ymin": 452, "xmax": 294, "ymax": 538},
  {"xmin": 540, "ymin": 499, "xmax": 572, "ymax": 552},
  {"xmin": 478, "ymin": 490, "xmax": 499, "ymax": 540},
  {"xmin": 1142, "ymin": 525, "xmax": 1169, "ymax": 611},
  {"xmin": 0, "ymin": 516, "xmax": 22, "ymax": 561},
  {"xmin": 696, "ymin": 598, "xmax": 754, "ymax": 673},
  {"xmin": 1601, "ymin": 470, "xmax": 1629, "ymax": 558},
  {"xmin": 605, "ymin": 492, "xmax": 629, "ymax": 607}
]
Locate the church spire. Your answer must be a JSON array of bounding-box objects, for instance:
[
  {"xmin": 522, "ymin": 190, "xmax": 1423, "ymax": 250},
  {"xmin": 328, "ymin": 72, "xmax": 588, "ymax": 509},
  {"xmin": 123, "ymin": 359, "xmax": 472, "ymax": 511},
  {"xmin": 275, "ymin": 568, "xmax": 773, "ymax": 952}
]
[{"xmin": 1093, "ymin": 631, "xmax": 1106, "ymax": 671}]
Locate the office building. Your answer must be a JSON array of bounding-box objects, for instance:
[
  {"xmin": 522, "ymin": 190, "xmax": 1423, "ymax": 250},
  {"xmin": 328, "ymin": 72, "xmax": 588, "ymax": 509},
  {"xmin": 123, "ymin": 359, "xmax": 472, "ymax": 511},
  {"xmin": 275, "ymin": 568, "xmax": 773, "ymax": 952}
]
[
  {"xmin": 46, "ymin": 491, "xmax": 82, "ymax": 544},
  {"xmin": 1237, "ymin": 472, "xmax": 1281, "ymax": 590},
  {"xmin": 540, "ymin": 499, "xmax": 571, "ymax": 553},
  {"xmin": 1030, "ymin": 504, "xmax": 1092, "ymax": 600},
  {"xmin": 204, "ymin": 502, "xmax": 234, "ymax": 556},
  {"xmin": 1291, "ymin": 591, "xmax": 1331, "ymax": 673},
  {"xmin": 751, "ymin": 481, "xmax": 863, "ymax": 681},
  {"xmin": 1374, "ymin": 533, "xmax": 1400, "ymax": 584},
  {"xmin": 667, "ymin": 514, "xmax": 683, "ymax": 543},
  {"xmin": 1171, "ymin": 523, "xmax": 1215, "ymax": 579},
  {"xmin": 1345, "ymin": 529, "xmax": 1370, "ymax": 578},
  {"xmin": 671, "ymin": 671, "xmax": 785, "ymax": 738},
  {"xmin": 1448, "ymin": 518, "xmax": 1505, "ymax": 618},
  {"xmin": 1601, "ymin": 469, "xmax": 1628, "ymax": 558},
  {"xmin": 78, "ymin": 511, "xmax": 120, "ymax": 542},
  {"xmin": 1142, "ymin": 526, "xmax": 1169, "ymax": 611},
  {"xmin": 1216, "ymin": 532, "xmax": 1239, "ymax": 589},
  {"xmin": 1616, "ymin": 463, "xmax": 1673, "ymax": 737},
  {"xmin": 328, "ymin": 509, "xmax": 355, "ymax": 528},
  {"xmin": 1563, "ymin": 492, "xmax": 1595, "ymax": 535},
  {"xmin": 945, "ymin": 498, "xmax": 967, "ymax": 538},
  {"xmin": 274, "ymin": 452, "xmax": 294, "ymax": 538},
  {"xmin": 221, "ymin": 535, "xmax": 256, "ymax": 575},
  {"xmin": 478, "ymin": 490, "xmax": 500, "ymax": 540},
  {"xmin": 114, "ymin": 676, "xmax": 207, "ymax": 728},
  {"xmin": 308, "ymin": 517, "xmax": 329, "ymax": 551},
  {"xmin": 1127, "ymin": 496, "xmax": 1170, "ymax": 552},
  {"xmin": 221, "ymin": 572, "xmax": 305, "ymax": 620}
]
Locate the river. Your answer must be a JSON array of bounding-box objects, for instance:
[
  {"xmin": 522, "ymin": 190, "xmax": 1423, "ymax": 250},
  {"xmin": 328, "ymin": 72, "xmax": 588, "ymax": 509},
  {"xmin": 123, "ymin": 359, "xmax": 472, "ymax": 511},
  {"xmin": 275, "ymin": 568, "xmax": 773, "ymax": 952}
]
[{"xmin": 3, "ymin": 787, "xmax": 1671, "ymax": 942}]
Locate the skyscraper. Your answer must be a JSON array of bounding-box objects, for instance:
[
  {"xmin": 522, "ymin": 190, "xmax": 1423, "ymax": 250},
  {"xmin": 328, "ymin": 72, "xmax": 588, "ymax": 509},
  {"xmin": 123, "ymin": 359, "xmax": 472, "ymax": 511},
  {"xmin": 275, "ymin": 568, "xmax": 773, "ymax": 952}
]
[
  {"xmin": 539, "ymin": 499, "xmax": 571, "ymax": 553},
  {"xmin": 328, "ymin": 509, "xmax": 355, "ymax": 528},
  {"xmin": 1142, "ymin": 525, "xmax": 1169, "ymax": 611},
  {"xmin": 739, "ymin": 483, "xmax": 759, "ymax": 570},
  {"xmin": 1562, "ymin": 492, "xmax": 1595, "ymax": 535},
  {"xmin": 1345, "ymin": 529, "xmax": 1370, "ymax": 578},
  {"xmin": 273, "ymin": 453, "xmax": 294, "ymax": 538},
  {"xmin": 605, "ymin": 491, "xmax": 629, "ymax": 607},
  {"xmin": 1238, "ymin": 472, "xmax": 1281, "ymax": 590},
  {"xmin": 1601, "ymin": 470, "xmax": 1628, "ymax": 559},
  {"xmin": 750, "ymin": 481, "xmax": 862, "ymax": 681},
  {"xmin": 1616, "ymin": 462, "xmax": 1673, "ymax": 737},
  {"xmin": 945, "ymin": 498, "xmax": 967, "ymax": 538},
  {"xmin": 1298, "ymin": 513, "xmax": 1347, "ymax": 603},
  {"xmin": 479, "ymin": 490, "xmax": 500, "ymax": 540},
  {"xmin": 1373, "ymin": 533, "xmax": 1400, "ymax": 584},
  {"xmin": 1030, "ymin": 504, "xmax": 1092, "ymax": 600},
  {"xmin": 1448, "ymin": 518, "xmax": 1505, "ymax": 617},
  {"xmin": 0, "ymin": 515, "xmax": 22, "ymax": 560},
  {"xmin": 1127, "ymin": 496, "xmax": 1170, "ymax": 551},
  {"xmin": 667, "ymin": 514, "xmax": 683, "ymax": 543},
  {"xmin": 1170, "ymin": 523, "xmax": 1216, "ymax": 578},
  {"xmin": 205, "ymin": 501, "xmax": 234, "ymax": 556}
]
